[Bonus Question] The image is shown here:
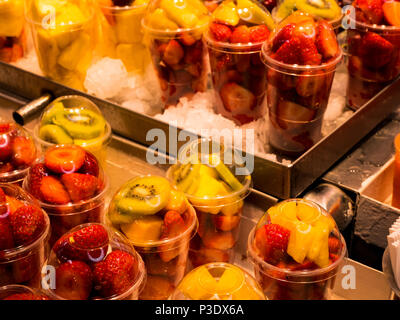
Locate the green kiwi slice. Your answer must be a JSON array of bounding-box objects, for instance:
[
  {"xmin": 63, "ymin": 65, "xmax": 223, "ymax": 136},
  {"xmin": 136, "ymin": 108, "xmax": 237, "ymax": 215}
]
[
  {"xmin": 173, "ymin": 163, "xmax": 201, "ymax": 193},
  {"xmin": 295, "ymin": 0, "xmax": 341, "ymax": 20},
  {"xmin": 39, "ymin": 124, "xmax": 73, "ymax": 144},
  {"xmin": 41, "ymin": 102, "xmax": 65, "ymax": 125},
  {"xmin": 276, "ymin": 0, "xmax": 296, "ymax": 21},
  {"xmin": 209, "ymin": 155, "xmax": 243, "ymax": 191},
  {"xmin": 115, "ymin": 176, "xmax": 172, "ymax": 216},
  {"xmin": 53, "ymin": 108, "xmax": 106, "ymax": 140}
]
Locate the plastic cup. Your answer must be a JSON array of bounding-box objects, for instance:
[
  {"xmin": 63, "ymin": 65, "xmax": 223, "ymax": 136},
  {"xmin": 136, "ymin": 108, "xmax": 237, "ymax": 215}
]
[
  {"xmin": 25, "ymin": 0, "xmax": 96, "ymax": 90},
  {"xmin": 0, "ymin": 0, "xmax": 27, "ymax": 63},
  {"xmin": 392, "ymin": 133, "xmax": 400, "ymax": 208},
  {"xmin": 170, "ymin": 262, "xmax": 266, "ymax": 300},
  {"xmin": 0, "ymin": 184, "xmax": 50, "ymax": 288},
  {"xmin": 204, "ymin": 32, "xmax": 268, "ymax": 125},
  {"xmin": 262, "ymin": 43, "xmax": 342, "ymax": 156},
  {"xmin": 247, "ymin": 198, "xmax": 347, "ymax": 300},
  {"xmin": 43, "ymin": 223, "xmax": 146, "ymax": 300},
  {"xmin": 0, "ymin": 284, "xmax": 51, "ymax": 300},
  {"xmin": 97, "ymin": 1, "xmax": 151, "ymax": 74},
  {"xmin": 346, "ymin": 19, "xmax": 400, "ymax": 110}
]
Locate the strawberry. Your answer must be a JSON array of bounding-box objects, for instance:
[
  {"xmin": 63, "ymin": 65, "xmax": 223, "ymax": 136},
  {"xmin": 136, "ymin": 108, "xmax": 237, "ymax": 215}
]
[
  {"xmin": 213, "ymin": 214, "xmax": 240, "ymax": 232},
  {"xmin": 209, "ymin": 22, "xmax": 232, "ymax": 42},
  {"xmin": 55, "ymin": 260, "xmax": 93, "ymax": 300},
  {"xmin": 220, "ymin": 82, "xmax": 255, "ymax": 113},
  {"xmin": 0, "ymin": 123, "xmax": 11, "ymax": 133},
  {"xmin": 315, "ymin": 20, "xmax": 339, "ymax": 60},
  {"xmin": 40, "ymin": 176, "xmax": 71, "ymax": 205},
  {"xmin": 184, "ymin": 45, "xmax": 203, "ymax": 65},
  {"xmin": 354, "ymin": 0, "xmax": 384, "ymax": 24},
  {"xmin": 383, "ymin": 1, "xmax": 400, "ymax": 26},
  {"xmin": 255, "ymin": 223, "xmax": 290, "ymax": 264},
  {"xmin": 61, "ymin": 173, "xmax": 99, "ymax": 202},
  {"xmin": 44, "ymin": 145, "xmax": 86, "ymax": 174},
  {"xmin": 0, "ymin": 47, "xmax": 12, "ymax": 63},
  {"xmin": 70, "ymin": 224, "xmax": 109, "ymax": 249},
  {"xmin": 0, "ymin": 217, "xmax": 14, "ymax": 250},
  {"xmin": 5, "ymin": 195, "xmax": 24, "ymax": 214},
  {"xmin": 28, "ymin": 164, "xmax": 49, "ymax": 201},
  {"xmin": 159, "ymin": 210, "xmax": 187, "ymax": 262},
  {"xmin": 287, "ymin": 259, "xmax": 319, "ymax": 271},
  {"xmin": 299, "ymin": 36, "xmax": 322, "ymax": 65},
  {"xmin": 360, "ymin": 32, "xmax": 394, "ymax": 69},
  {"xmin": 180, "ymin": 33, "xmax": 196, "ymax": 46},
  {"xmin": 278, "ymin": 99, "xmax": 316, "ymax": 122},
  {"xmin": 11, "ymin": 136, "xmax": 36, "ymax": 167},
  {"xmin": 293, "ymin": 19, "xmax": 317, "ymax": 41},
  {"xmin": 272, "ymin": 24, "xmax": 295, "ymax": 52},
  {"xmin": 0, "ymin": 162, "xmax": 13, "ymax": 174},
  {"xmin": 10, "ymin": 205, "xmax": 45, "ymax": 246},
  {"xmin": 249, "ymin": 25, "xmax": 270, "ymax": 43},
  {"xmin": 0, "ymin": 187, "xmax": 5, "ymax": 202},
  {"xmin": 12, "ymin": 252, "xmax": 41, "ymax": 283},
  {"xmin": 93, "ymin": 250, "xmax": 137, "ymax": 297},
  {"xmin": 328, "ymin": 236, "xmax": 342, "ymax": 254},
  {"xmin": 296, "ymin": 71, "xmax": 327, "ymax": 98},
  {"xmin": 273, "ymin": 36, "xmax": 303, "ymax": 64},
  {"xmin": 78, "ymin": 152, "xmax": 99, "ymax": 177},
  {"xmin": 163, "ymin": 40, "xmax": 184, "ymax": 66},
  {"xmin": 4, "ymin": 293, "xmax": 50, "ymax": 300},
  {"xmin": 0, "ymin": 133, "xmax": 12, "ymax": 162},
  {"xmin": 230, "ymin": 25, "xmax": 250, "ymax": 44}
]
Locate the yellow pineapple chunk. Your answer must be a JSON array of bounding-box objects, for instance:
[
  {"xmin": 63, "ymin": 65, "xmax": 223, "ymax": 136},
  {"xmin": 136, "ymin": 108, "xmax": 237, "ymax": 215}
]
[
  {"xmin": 146, "ymin": 8, "xmax": 179, "ymax": 30},
  {"xmin": 120, "ymin": 216, "xmax": 163, "ymax": 244},
  {"xmin": 160, "ymin": 0, "xmax": 199, "ymax": 28},
  {"xmin": 179, "ymin": 266, "xmax": 217, "ymax": 300},
  {"xmin": 58, "ymin": 33, "xmax": 91, "ymax": 71},
  {"xmin": 306, "ymin": 221, "xmax": 329, "ymax": 264},
  {"xmin": 269, "ymin": 202, "xmax": 299, "ymax": 232},
  {"xmin": 296, "ymin": 202, "xmax": 321, "ymax": 223},
  {"xmin": 287, "ymin": 221, "xmax": 314, "ymax": 264},
  {"xmin": 115, "ymin": 9, "xmax": 143, "ymax": 44}
]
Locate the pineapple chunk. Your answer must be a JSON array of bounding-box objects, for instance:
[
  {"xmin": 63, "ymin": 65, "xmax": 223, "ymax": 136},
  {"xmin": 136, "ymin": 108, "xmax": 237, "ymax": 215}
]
[
  {"xmin": 57, "ymin": 32, "xmax": 91, "ymax": 71},
  {"xmin": 179, "ymin": 266, "xmax": 217, "ymax": 299},
  {"xmin": 269, "ymin": 202, "xmax": 299, "ymax": 232},
  {"xmin": 116, "ymin": 43, "xmax": 146, "ymax": 73},
  {"xmin": 36, "ymin": 29, "xmax": 60, "ymax": 75},
  {"xmin": 115, "ymin": 9, "xmax": 143, "ymax": 44},
  {"xmin": 296, "ymin": 201, "xmax": 321, "ymax": 223},
  {"xmin": 287, "ymin": 221, "xmax": 314, "ymax": 264},
  {"xmin": 0, "ymin": 0, "xmax": 24, "ymax": 37},
  {"xmin": 147, "ymin": 8, "xmax": 179, "ymax": 30},
  {"xmin": 306, "ymin": 221, "xmax": 329, "ymax": 263},
  {"xmin": 212, "ymin": 0, "xmax": 239, "ymax": 26},
  {"xmin": 199, "ymin": 164, "xmax": 219, "ymax": 179},
  {"xmin": 191, "ymin": 174, "xmax": 225, "ymax": 214},
  {"xmin": 160, "ymin": 0, "xmax": 199, "ymax": 28},
  {"xmin": 120, "ymin": 216, "xmax": 163, "ymax": 244}
]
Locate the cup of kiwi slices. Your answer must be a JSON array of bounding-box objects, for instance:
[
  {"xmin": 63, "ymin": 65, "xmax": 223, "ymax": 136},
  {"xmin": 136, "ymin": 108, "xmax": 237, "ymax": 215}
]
[
  {"xmin": 33, "ymin": 95, "xmax": 112, "ymax": 168},
  {"xmin": 166, "ymin": 138, "xmax": 252, "ymax": 269},
  {"xmin": 106, "ymin": 175, "xmax": 198, "ymax": 300}
]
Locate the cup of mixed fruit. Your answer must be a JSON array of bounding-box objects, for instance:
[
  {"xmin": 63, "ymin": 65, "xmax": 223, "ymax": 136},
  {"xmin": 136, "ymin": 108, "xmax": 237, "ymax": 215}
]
[
  {"xmin": 0, "ymin": 284, "xmax": 52, "ymax": 300},
  {"xmin": 107, "ymin": 175, "xmax": 197, "ymax": 300},
  {"xmin": 43, "ymin": 223, "xmax": 146, "ymax": 300},
  {"xmin": 262, "ymin": 11, "xmax": 342, "ymax": 156},
  {"xmin": 0, "ymin": 0, "xmax": 26, "ymax": 63},
  {"xmin": 142, "ymin": 0, "xmax": 211, "ymax": 108},
  {"xmin": 0, "ymin": 122, "xmax": 38, "ymax": 185},
  {"xmin": 170, "ymin": 262, "xmax": 266, "ymax": 299},
  {"xmin": 25, "ymin": 0, "xmax": 96, "ymax": 90},
  {"xmin": 23, "ymin": 144, "xmax": 109, "ymax": 246},
  {"xmin": 248, "ymin": 198, "xmax": 346, "ymax": 300},
  {"xmin": 0, "ymin": 184, "xmax": 50, "ymax": 287},
  {"xmin": 33, "ymin": 95, "xmax": 112, "ymax": 167},
  {"xmin": 166, "ymin": 138, "xmax": 251, "ymax": 268},
  {"xmin": 204, "ymin": 0, "xmax": 274, "ymax": 125},
  {"xmin": 97, "ymin": 0, "xmax": 151, "ymax": 74},
  {"xmin": 345, "ymin": 0, "xmax": 400, "ymax": 110}
]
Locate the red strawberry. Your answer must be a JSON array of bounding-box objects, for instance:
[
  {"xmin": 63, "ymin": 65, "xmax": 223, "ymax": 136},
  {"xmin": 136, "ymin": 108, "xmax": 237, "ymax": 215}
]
[
  {"xmin": 12, "ymin": 251, "xmax": 41, "ymax": 283},
  {"xmin": 315, "ymin": 20, "xmax": 339, "ymax": 60},
  {"xmin": 359, "ymin": 32, "xmax": 394, "ymax": 69},
  {"xmin": 328, "ymin": 236, "xmax": 342, "ymax": 254},
  {"xmin": 28, "ymin": 163, "xmax": 49, "ymax": 201},
  {"xmin": 61, "ymin": 173, "xmax": 99, "ymax": 202},
  {"xmin": 4, "ymin": 293, "xmax": 50, "ymax": 300},
  {"xmin": 273, "ymin": 36, "xmax": 302, "ymax": 64},
  {"xmin": 162, "ymin": 40, "xmax": 184, "ymax": 66},
  {"xmin": 0, "ymin": 133, "xmax": 12, "ymax": 162},
  {"xmin": 11, "ymin": 136, "xmax": 36, "ymax": 167},
  {"xmin": 40, "ymin": 176, "xmax": 71, "ymax": 205},
  {"xmin": 93, "ymin": 250, "xmax": 137, "ymax": 297},
  {"xmin": 45, "ymin": 145, "xmax": 86, "ymax": 174},
  {"xmin": 0, "ymin": 187, "xmax": 5, "ymax": 202},
  {"xmin": 0, "ymin": 123, "xmax": 11, "ymax": 133},
  {"xmin": 0, "ymin": 162, "xmax": 13, "ymax": 174},
  {"xmin": 159, "ymin": 210, "xmax": 187, "ymax": 262},
  {"xmin": 255, "ymin": 223, "xmax": 290, "ymax": 264},
  {"xmin": 354, "ymin": 0, "xmax": 384, "ymax": 24},
  {"xmin": 293, "ymin": 19, "xmax": 317, "ymax": 41},
  {"xmin": 209, "ymin": 22, "xmax": 232, "ymax": 42},
  {"xmin": 55, "ymin": 260, "xmax": 93, "ymax": 300},
  {"xmin": 299, "ymin": 36, "xmax": 322, "ymax": 65},
  {"xmin": 9, "ymin": 205, "xmax": 45, "ymax": 246},
  {"xmin": 220, "ymin": 82, "xmax": 255, "ymax": 113},
  {"xmin": 180, "ymin": 33, "xmax": 196, "ymax": 46},
  {"xmin": 272, "ymin": 24, "xmax": 295, "ymax": 52},
  {"xmin": 249, "ymin": 25, "xmax": 270, "ymax": 43},
  {"xmin": 213, "ymin": 214, "xmax": 240, "ymax": 232},
  {"xmin": 0, "ymin": 217, "xmax": 14, "ymax": 250},
  {"xmin": 78, "ymin": 152, "xmax": 99, "ymax": 177},
  {"xmin": 70, "ymin": 224, "xmax": 109, "ymax": 249},
  {"xmin": 230, "ymin": 25, "xmax": 250, "ymax": 44}
]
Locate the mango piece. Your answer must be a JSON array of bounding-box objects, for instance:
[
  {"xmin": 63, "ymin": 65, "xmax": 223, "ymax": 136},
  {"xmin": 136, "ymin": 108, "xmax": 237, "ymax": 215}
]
[
  {"xmin": 160, "ymin": 0, "xmax": 199, "ymax": 28},
  {"xmin": 179, "ymin": 266, "xmax": 217, "ymax": 299},
  {"xmin": 287, "ymin": 221, "xmax": 314, "ymax": 264},
  {"xmin": 186, "ymin": 0, "xmax": 209, "ymax": 16},
  {"xmin": 212, "ymin": 0, "xmax": 239, "ymax": 26},
  {"xmin": 58, "ymin": 32, "xmax": 91, "ymax": 71},
  {"xmin": 0, "ymin": 0, "xmax": 24, "ymax": 37},
  {"xmin": 115, "ymin": 9, "xmax": 143, "ymax": 44},
  {"xmin": 147, "ymin": 8, "xmax": 179, "ymax": 30},
  {"xmin": 116, "ymin": 43, "xmax": 146, "ymax": 73},
  {"xmin": 236, "ymin": 0, "xmax": 275, "ymax": 30},
  {"xmin": 120, "ymin": 216, "xmax": 163, "ymax": 244}
]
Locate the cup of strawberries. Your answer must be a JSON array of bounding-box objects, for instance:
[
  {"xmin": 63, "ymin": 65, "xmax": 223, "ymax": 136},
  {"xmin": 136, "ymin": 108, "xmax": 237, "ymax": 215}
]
[{"xmin": 0, "ymin": 285, "xmax": 51, "ymax": 300}]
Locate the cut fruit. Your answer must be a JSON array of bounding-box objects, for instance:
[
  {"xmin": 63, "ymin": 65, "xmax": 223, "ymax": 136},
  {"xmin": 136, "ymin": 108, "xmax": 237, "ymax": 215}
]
[
  {"xmin": 315, "ymin": 20, "xmax": 339, "ymax": 60},
  {"xmin": 39, "ymin": 124, "xmax": 73, "ymax": 144},
  {"xmin": 44, "ymin": 145, "xmax": 86, "ymax": 174},
  {"xmin": 306, "ymin": 219, "xmax": 330, "ymax": 267},
  {"xmin": 215, "ymin": 266, "xmax": 244, "ymax": 295},
  {"xmin": 115, "ymin": 9, "xmax": 142, "ymax": 43},
  {"xmin": 212, "ymin": 0, "xmax": 240, "ymax": 26},
  {"xmin": 383, "ymin": 1, "xmax": 400, "ymax": 27},
  {"xmin": 159, "ymin": 0, "xmax": 199, "ymax": 28},
  {"xmin": 296, "ymin": 0, "xmax": 342, "ymax": 20},
  {"xmin": 277, "ymin": 99, "xmax": 316, "ymax": 122},
  {"xmin": 236, "ymin": 0, "xmax": 275, "ymax": 30},
  {"xmin": 0, "ymin": 0, "xmax": 25, "ymax": 38},
  {"xmin": 173, "ymin": 163, "xmax": 201, "ymax": 193},
  {"xmin": 146, "ymin": 8, "xmax": 179, "ymax": 30},
  {"xmin": 179, "ymin": 266, "xmax": 217, "ymax": 299},
  {"xmin": 116, "ymin": 43, "xmax": 146, "ymax": 72},
  {"xmin": 120, "ymin": 215, "xmax": 163, "ymax": 244},
  {"xmin": 219, "ymin": 82, "xmax": 255, "ymax": 116},
  {"xmin": 286, "ymin": 221, "xmax": 314, "ymax": 263},
  {"xmin": 296, "ymin": 201, "xmax": 321, "ymax": 223},
  {"xmin": 164, "ymin": 189, "xmax": 188, "ymax": 214},
  {"xmin": 198, "ymin": 164, "xmax": 219, "ymax": 179},
  {"xmin": 57, "ymin": 33, "xmax": 91, "ymax": 71},
  {"xmin": 209, "ymin": 155, "xmax": 243, "ymax": 191},
  {"xmin": 41, "ymin": 102, "xmax": 65, "ymax": 125},
  {"xmin": 275, "ymin": 0, "xmax": 296, "ymax": 21}
]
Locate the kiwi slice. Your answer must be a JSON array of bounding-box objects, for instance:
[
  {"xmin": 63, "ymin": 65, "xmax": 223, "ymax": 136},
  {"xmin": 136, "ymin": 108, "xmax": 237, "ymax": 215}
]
[
  {"xmin": 236, "ymin": 0, "xmax": 275, "ymax": 31},
  {"xmin": 115, "ymin": 176, "xmax": 172, "ymax": 216},
  {"xmin": 209, "ymin": 155, "xmax": 243, "ymax": 191},
  {"xmin": 173, "ymin": 163, "xmax": 201, "ymax": 193},
  {"xmin": 276, "ymin": 0, "xmax": 296, "ymax": 21},
  {"xmin": 53, "ymin": 109, "xmax": 106, "ymax": 140},
  {"xmin": 41, "ymin": 102, "xmax": 65, "ymax": 125},
  {"xmin": 39, "ymin": 124, "xmax": 73, "ymax": 144},
  {"xmin": 295, "ymin": 0, "xmax": 341, "ymax": 20}
]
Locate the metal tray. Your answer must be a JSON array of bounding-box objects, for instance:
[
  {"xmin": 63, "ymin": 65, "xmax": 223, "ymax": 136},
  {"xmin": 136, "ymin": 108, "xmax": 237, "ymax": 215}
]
[{"xmin": 1, "ymin": 60, "xmax": 400, "ymax": 200}]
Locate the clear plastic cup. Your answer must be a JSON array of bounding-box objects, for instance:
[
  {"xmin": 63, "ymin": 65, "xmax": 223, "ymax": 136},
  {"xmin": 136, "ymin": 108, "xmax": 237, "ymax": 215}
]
[
  {"xmin": 346, "ymin": 18, "xmax": 400, "ymax": 110},
  {"xmin": 392, "ymin": 133, "xmax": 400, "ymax": 208},
  {"xmin": 97, "ymin": 0, "xmax": 151, "ymax": 74},
  {"xmin": 0, "ymin": 0, "xmax": 27, "ymax": 63},
  {"xmin": 142, "ymin": 0, "xmax": 210, "ymax": 108},
  {"xmin": 0, "ymin": 284, "xmax": 51, "ymax": 300},
  {"xmin": 166, "ymin": 138, "xmax": 252, "ymax": 269},
  {"xmin": 0, "ymin": 184, "xmax": 50, "ymax": 288},
  {"xmin": 106, "ymin": 175, "xmax": 198, "ymax": 300},
  {"xmin": 0, "ymin": 122, "xmax": 38, "ymax": 185},
  {"xmin": 22, "ymin": 145, "xmax": 109, "ymax": 246},
  {"xmin": 33, "ymin": 95, "xmax": 112, "ymax": 167},
  {"xmin": 25, "ymin": 0, "xmax": 97, "ymax": 90},
  {"xmin": 43, "ymin": 223, "xmax": 146, "ymax": 300},
  {"xmin": 248, "ymin": 198, "xmax": 347, "ymax": 300},
  {"xmin": 170, "ymin": 262, "xmax": 266, "ymax": 300}
]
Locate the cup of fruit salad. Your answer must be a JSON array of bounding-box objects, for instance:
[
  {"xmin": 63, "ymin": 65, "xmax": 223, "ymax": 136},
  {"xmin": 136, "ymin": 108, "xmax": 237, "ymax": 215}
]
[
  {"xmin": 170, "ymin": 262, "xmax": 266, "ymax": 299},
  {"xmin": 107, "ymin": 175, "xmax": 197, "ymax": 300},
  {"xmin": 43, "ymin": 223, "xmax": 146, "ymax": 300},
  {"xmin": 96, "ymin": 0, "xmax": 151, "ymax": 74},
  {"xmin": 33, "ymin": 95, "xmax": 112, "ymax": 167},
  {"xmin": 142, "ymin": 0, "xmax": 211, "ymax": 108},
  {"xmin": 25, "ymin": 0, "xmax": 96, "ymax": 90},
  {"xmin": 0, "ymin": 122, "xmax": 38, "ymax": 185},
  {"xmin": 0, "ymin": 0, "xmax": 26, "ymax": 63},
  {"xmin": 262, "ymin": 11, "xmax": 342, "ymax": 156},
  {"xmin": 166, "ymin": 138, "xmax": 251, "ymax": 268},
  {"xmin": 23, "ymin": 144, "xmax": 109, "ymax": 246},
  {"xmin": 248, "ymin": 198, "xmax": 347, "ymax": 300},
  {"xmin": 0, "ymin": 284, "xmax": 52, "ymax": 300},
  {"xmin": 345, "ymin": 0, "xmax": 400, "ymax": 110},
  {"xmin": 0, "ymin": 184, "xmax": 50, "ymax": 287},
  {"xmin": 204, "ymin": 0, "xmax": 275, "ymax": 125}
]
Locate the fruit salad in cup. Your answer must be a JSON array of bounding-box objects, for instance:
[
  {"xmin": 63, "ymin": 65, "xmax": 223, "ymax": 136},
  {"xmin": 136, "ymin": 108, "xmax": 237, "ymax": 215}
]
[
  {"xmin": 262, "ymin": 11, "xmax": 342, "ymax": 156},
  {"xmin": 171, "ymin": 262, "xmax": 266, "ymax": 299},
  {"xmin": 346, "ymin": 0, "xmax": 400, "ymax": 110},
  {"xmin": 0, "ymin": 184, "xmax": 50, "ymax": 287},
  {"xmin": 0, "ymin": 122, "xmax": 38, "ymax": 185},
  {"xmin": 34, "ymin": 95, "xmax": 111, "ymax": 166},
  {"xmin": 0, "ymin": 0, "xmax": 26, "ymax": 63},
  {"xmin": 0, "ymin": 284, "xmax": 51, "ymax": 300},
  {"xmin": 204, "ymin": 0, "xmax": 274, "ymax": 125},
  {"xmin": 107, "ymin": 175, "xmax": 197, "ymax": 300},
  {"xmin": 43, "ymin": 223, "xmax": 145, "ymax": 300},
  {"xmin": 248, "ymin": 198, "xmax": 346, "ymax": 300},
  {"xmin": 23, "ymin": 145, "xmax": 109, "ymax": 246},
  {"xmin": 142, "ymin": 0, "xmax": 211, "ymax": 108},
  {"xmin": 97, "ymin": 0, "xmax": 151, "ymax": 73},
  {"xmin": 26, "ymin": 0, "xmax": 96, "ymax": 90}
]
